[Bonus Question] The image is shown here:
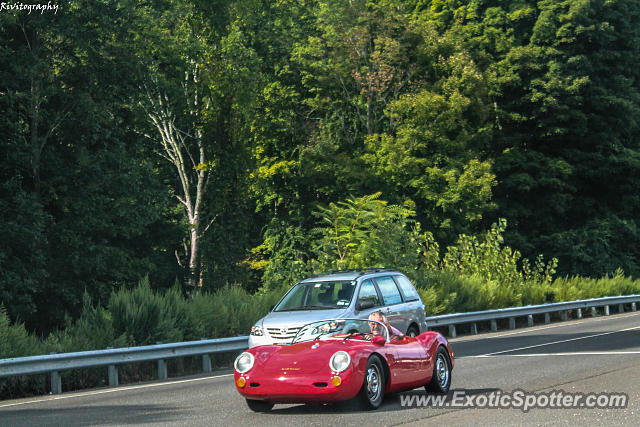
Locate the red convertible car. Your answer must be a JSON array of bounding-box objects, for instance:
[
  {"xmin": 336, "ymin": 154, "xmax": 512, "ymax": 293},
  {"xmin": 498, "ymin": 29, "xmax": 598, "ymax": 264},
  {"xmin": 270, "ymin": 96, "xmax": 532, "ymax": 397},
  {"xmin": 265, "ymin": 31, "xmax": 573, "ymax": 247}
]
[{"xmin": 234, "ymin": 319, "xmax": 454, "ymax": 411}]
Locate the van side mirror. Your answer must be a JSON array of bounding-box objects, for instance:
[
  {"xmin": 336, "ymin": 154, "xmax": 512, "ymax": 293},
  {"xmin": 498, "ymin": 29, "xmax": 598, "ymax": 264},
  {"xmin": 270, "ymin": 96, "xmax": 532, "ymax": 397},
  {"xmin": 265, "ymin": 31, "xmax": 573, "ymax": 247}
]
[{"xmin": 356, "ymin": 300, "xmax": 375, "ymax": 311}]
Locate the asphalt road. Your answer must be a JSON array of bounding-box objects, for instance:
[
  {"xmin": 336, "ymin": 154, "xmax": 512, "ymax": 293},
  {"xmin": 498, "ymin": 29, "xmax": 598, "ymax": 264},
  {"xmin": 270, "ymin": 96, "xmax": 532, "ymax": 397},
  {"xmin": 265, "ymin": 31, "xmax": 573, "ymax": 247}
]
[{"xmin": 1, "ymin": 312, "xmax": 639, "ymax": 426}]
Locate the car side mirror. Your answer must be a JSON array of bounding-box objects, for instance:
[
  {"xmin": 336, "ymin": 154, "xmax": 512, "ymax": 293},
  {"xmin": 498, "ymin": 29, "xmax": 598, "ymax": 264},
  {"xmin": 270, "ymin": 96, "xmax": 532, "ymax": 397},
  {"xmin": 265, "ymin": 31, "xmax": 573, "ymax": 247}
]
[
  {"xmin": 371, "ymin": 335, "xmax": 386, "ymax": 346},
  {"xmin": 356, "ymin": 300, "xmax": 375, "ymax": 311}
]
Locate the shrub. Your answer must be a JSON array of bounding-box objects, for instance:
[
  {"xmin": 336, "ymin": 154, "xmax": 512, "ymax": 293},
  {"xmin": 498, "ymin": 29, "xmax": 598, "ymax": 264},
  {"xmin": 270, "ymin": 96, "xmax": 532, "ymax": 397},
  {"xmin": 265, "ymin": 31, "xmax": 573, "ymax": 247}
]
[
  {"xmin": 187, "ymin": 284, "xmax": 287, "ymax": 339},
  {"xmin": 0, "ymin": 305, "xmax": 46, "ymax": 397},
  {"xmin": 108, "ymin": 276, "xmax": 187, "ymax": 346}
]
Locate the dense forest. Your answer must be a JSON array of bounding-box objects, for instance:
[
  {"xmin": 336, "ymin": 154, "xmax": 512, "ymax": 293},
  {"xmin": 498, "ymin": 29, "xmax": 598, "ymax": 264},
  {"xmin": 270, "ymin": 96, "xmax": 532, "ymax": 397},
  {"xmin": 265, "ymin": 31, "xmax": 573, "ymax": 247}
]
[{"xmin": 1, "ymin": 0, "xmax": 639, "ymax": 336}]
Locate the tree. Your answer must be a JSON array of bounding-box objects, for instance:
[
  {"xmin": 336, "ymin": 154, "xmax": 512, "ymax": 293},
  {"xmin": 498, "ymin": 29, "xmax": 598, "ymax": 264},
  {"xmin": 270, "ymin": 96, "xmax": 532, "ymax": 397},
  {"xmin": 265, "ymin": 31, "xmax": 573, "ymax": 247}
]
[
  {"xmin": 490, "ymin": 0, "xmax": 640, "ymax": 276},
  {"xmin": 0, "ymin": 1, "xmax": 172, "ymax": 332},
  {"xmin": 131, "ymin": 2, "xmax": 219, "ymax": 290}
]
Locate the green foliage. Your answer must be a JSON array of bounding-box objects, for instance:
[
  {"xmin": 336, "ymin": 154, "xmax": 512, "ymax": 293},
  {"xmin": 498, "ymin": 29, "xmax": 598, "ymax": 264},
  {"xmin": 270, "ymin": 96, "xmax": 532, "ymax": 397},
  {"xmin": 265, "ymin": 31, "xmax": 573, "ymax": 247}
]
[
  {"xmin": 0, "ymin": 306, "xmax": 46, "ymax": 397},
  {"xmin": 249, "ymin": 221, "xmax": 314, "ymax": 291},
  {"xmin": 187, "ymin": 284, "xmax": 284, "ymax": 339},
  {"xmin": 0, "ymin": 306, "xmax": 43, "ymax": 359},
  {"xmin": 543, "ymin": 270, "xmax": 640, "ymax": 303},
  {"xmin": 108, "ymin": 277, "xmax": 188, "ymax": 346},
  {"xmin": 309, "ymin": 193, "xmax": 439, "ymax": 285},
  {"xmin": 47, "ymin": 293, "xmax": 125, "ymax": 353},
  {"xmin": 2, "ymin": 0, "xmax": 640, "ymax": 342},
  {"xmin": 442, "ymin": 218, "xmax": 557, "ymax": 286}
]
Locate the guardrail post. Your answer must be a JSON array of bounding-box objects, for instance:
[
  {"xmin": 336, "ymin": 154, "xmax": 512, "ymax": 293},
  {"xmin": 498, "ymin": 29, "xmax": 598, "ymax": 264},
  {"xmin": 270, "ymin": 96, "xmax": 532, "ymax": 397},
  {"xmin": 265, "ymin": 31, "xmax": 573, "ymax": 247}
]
[
  {"xmin": 604, "ymin": 305, "xmax": 610, "ymax": 316},
  {"xmin": 202, "ymin": 354, "xmax": 212, "ymax": 373},
  {"xmin": 527, "ymin": 315, "xmax": 534, "ymax": 327},
  {"xmin": 544, "ymin": 313, "xmax": 551, "ymax": 324},
  {"xmin": 577, "ymin": 308, "xmax": 583, "ymax": 319},
  {"xmin": 157, "ymin": 359, "xmax": 168, "ymax": 380},
  {"xmin": 448, "ymin": 325, "xmax": 457, "ymax": 338},
  {"xmin": 50, "ymin": 370, "xmax": 62, "ymax": 395},
  {"xmin": 632, "ymin": 302, "xmax": 637, "ymax": 312},
  {"xmin": 490, "ymin": 320, "xmax": 497, "ymax": 332},
  {"xmin": 618, "ymin": 304, "xmax": 624, "ymax": 313},
  {"xmin": 591, "ymin": 307, "xmax": 597, "ymax": 317},
  {"xmin": 560, "ymin": 311, "xmax": 568, "ymax": 321},
  {"xmin": 108, "ymin": 365, "xmax": 118, "ymax": 387},
  {"xmin": 508, "ymin": 317, "xmax": 516, "ymax": 329}
]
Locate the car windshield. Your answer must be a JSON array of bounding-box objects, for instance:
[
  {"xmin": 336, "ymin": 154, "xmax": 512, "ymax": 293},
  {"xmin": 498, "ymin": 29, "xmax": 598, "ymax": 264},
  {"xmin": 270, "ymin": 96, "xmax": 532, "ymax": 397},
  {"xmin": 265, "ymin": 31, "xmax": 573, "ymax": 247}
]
[
  {"xmin": 273, "ymin": 280, "xmax": 356, "ymax": 311},
  {"xmin": 291, "ymin": 319, "xmax": 389, "ymax": 344}
]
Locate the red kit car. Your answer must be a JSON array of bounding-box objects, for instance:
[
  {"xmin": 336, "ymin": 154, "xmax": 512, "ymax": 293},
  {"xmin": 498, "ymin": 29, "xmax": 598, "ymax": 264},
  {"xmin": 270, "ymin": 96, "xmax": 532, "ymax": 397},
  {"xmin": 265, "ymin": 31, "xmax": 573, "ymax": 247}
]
[{"xmin": 234, "ymin": 319, "xmax": 454, "ymax": 411}]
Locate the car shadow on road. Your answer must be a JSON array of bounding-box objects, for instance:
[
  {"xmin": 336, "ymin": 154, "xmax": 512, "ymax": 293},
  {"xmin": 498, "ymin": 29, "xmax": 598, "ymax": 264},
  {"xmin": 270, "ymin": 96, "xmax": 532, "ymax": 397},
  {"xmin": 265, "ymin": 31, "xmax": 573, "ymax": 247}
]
[{"xmin": 267, "ymin": 388, "xmax": 501, "ymax": 414}]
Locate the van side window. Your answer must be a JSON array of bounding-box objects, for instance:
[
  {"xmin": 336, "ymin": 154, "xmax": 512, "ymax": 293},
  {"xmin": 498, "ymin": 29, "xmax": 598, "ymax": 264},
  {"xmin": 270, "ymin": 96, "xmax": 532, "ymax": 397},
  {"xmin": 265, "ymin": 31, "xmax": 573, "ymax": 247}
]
[
  {"xmin": 375, "ymin": 276, "xmax": 403, "ymax": 305},
  {"xmin": 394, "ymin": 276, "xmax": 420, "ymax": 302},
  {"xmin": 357, "ymin": 279, "xmax": 381, "ymax": 307}
]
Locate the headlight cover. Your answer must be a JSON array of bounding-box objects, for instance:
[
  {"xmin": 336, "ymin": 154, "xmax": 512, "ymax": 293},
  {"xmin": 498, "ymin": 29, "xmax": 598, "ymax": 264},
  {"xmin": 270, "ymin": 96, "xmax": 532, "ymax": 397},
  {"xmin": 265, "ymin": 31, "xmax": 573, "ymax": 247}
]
[
  {"xmin": 329, "ymin": 351, "xmax": 351, "ymax": 372},
  {"xmin": 250, "ymin": 325, "xmax": 263, "ymax": 336},
  {"xmin": 234, "ymin": 352, "xmax": 255, "ymax": 374}
]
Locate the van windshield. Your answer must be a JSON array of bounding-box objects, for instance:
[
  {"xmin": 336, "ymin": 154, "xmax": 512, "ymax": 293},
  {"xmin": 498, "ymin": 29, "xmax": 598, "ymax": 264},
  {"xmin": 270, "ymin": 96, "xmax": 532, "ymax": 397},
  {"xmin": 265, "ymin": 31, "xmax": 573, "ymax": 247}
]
[{"xmin": 274, "ymin": 281, "xmax": 356, "ymax": 312}]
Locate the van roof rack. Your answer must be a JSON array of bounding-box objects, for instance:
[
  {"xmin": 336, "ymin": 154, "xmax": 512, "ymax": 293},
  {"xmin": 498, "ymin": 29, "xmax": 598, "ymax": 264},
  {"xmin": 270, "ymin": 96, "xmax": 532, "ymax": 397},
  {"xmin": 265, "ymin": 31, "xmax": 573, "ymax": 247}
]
[{"xmin": 308, "ymin": 268, "xmax": 396, "ymax": 279}]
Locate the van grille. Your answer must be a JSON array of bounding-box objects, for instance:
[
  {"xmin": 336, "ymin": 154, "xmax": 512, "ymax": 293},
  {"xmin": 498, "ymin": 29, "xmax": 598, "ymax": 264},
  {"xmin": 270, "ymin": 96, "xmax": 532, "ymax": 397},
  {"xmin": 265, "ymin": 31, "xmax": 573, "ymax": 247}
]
[{"xmin": 266, "ymin": 327, "xmax": 301, "ymax": 341}]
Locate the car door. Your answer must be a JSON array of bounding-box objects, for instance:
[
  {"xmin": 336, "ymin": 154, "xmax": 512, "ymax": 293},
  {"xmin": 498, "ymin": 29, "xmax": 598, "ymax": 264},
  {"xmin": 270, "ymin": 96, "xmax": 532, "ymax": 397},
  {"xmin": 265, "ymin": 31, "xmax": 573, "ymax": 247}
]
[
  {"xmin": 387, "ymin": 336, "xmax": 431, "ymax": 390},
  {"xmin": 373, "ymin": 276, "xmax": 408, "ymax": 333}
]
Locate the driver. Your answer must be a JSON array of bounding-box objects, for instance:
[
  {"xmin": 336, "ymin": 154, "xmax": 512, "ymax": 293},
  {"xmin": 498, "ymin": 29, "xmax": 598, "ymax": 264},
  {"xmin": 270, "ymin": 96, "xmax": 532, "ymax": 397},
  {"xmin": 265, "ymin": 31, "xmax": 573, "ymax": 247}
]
[{"xmin": 368, "ymin": 311, "xmax": 404, "ymax": 340}]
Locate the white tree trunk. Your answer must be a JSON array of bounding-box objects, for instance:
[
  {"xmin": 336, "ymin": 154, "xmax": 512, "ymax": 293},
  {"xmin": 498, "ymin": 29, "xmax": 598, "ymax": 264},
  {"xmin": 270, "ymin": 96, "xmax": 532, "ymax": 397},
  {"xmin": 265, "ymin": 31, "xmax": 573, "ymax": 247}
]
[{"xmin": 143, "ymin": 67, "xmax": 213, "ymax": 289}]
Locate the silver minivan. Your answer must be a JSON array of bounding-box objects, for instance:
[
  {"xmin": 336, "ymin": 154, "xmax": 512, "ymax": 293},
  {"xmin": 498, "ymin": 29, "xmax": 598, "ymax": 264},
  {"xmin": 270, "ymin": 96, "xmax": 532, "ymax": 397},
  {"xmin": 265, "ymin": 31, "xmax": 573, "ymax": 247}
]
[{"xmin": 248, "ymin": 269, "xmax": 428, "ymax": 347}]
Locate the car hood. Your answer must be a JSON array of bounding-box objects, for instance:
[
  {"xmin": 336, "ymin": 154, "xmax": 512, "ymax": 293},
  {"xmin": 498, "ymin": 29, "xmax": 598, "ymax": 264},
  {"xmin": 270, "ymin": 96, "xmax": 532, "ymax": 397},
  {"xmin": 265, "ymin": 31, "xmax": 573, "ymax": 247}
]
[
  {"xmin": 259, "ymin": 309, "xmax": 348, "ymax": 328},
  {"xmin": 251, "ymin": 340, "xmax": 363, "ymax": 375}
]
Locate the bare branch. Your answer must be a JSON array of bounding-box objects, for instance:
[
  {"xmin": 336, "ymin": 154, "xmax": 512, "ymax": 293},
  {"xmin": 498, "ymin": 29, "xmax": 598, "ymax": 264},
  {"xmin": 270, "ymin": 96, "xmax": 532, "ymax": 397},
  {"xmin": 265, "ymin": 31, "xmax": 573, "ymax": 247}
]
[
  {"xmin": 201, "ymin": 214, "xmax": 218, "ymax": 236},
  {"xmin": 175, "ymin": 194, "xmax": 188, "ymax": 208},
  {"xmin": 175, "ymin": 249, "xmax": 184, "ymax": 267}
]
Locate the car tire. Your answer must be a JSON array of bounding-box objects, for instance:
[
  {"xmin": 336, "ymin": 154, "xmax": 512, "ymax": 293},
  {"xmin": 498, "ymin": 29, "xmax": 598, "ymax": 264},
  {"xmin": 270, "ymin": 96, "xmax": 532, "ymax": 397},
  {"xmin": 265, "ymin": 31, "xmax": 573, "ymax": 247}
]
[
  {"xmin": 425, "ymin": 346, "xmax": 451, "ymax": 394},
  {"xmin": 246, "ymin": 399, "xmax": 274, "ymax": 412},
  {"xmin": 358, "ymin": 355, "xmax": 386, "ymax": 409},
  {"xmin": 406, "ymin": 325, "xmax": 419, "ymax": 337}
]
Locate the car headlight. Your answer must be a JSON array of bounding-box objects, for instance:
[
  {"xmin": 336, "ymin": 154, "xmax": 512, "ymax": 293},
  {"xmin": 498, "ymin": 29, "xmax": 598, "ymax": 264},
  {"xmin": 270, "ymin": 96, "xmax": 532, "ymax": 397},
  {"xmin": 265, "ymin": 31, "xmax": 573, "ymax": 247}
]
[
  {"xmin": 250, "ymin": 325, "xmax": 263, "ymax": 336},
  {"xmin": 234, "ymin": 352, "xmax": 255, "ymax": 373},
  {"xmin": 329, "ymin": 351, "xmax": 351, "ymax": 372}
]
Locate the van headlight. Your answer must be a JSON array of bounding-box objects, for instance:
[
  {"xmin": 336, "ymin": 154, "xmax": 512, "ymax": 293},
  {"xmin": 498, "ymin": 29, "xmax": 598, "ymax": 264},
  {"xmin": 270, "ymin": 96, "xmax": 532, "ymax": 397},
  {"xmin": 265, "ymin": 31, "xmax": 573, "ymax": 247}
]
[
  {"xmin": 234, "ymin": 352, "xmax": 255, "ymax": 373},
  {"xmin": 250, "ymin": 325, "xmax": 263, "ymax": 336},
  {"xmin": 329, "ymin": 351, "xmax": 351, "ymax": 372}
]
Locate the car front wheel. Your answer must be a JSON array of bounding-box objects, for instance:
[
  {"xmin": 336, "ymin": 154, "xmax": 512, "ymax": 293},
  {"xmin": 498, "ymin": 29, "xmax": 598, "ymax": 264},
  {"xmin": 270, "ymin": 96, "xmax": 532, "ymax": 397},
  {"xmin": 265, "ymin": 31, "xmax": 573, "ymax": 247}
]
[{"xmin": 358, "ymin": 355, "xmax": 386, "ymax": 409}]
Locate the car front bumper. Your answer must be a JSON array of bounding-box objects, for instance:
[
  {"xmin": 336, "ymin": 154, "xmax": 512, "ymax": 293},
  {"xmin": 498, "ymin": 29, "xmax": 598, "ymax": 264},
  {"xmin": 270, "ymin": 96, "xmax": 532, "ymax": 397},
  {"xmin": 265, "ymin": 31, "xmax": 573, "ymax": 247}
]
[{"xmin": 234, "ymin": 368, "xmax": 362, "ymax": 403}]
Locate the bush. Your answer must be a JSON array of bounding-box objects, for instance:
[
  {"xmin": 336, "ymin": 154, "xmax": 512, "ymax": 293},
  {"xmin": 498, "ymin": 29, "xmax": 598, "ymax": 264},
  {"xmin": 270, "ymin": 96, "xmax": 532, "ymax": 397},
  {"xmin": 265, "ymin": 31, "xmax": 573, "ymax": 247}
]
[
  {"xmin": 47, "ymin": 293, "xmax": 125, "ymax": 353},
  {"xmin": 0, "ymin": 305, "xmax": 47, "ymax": 397},
  {"xmin": 187, "ymin": 284, "xmax": 287, "ymax": 339},
  {"xmin": 108, "ymin": 276, "xmax": 187, "ymax": 346}
]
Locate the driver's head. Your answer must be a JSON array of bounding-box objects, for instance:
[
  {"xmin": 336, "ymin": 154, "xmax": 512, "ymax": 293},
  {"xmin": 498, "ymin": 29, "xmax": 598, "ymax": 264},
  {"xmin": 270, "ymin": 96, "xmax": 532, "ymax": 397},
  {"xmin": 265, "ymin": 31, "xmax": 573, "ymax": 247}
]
[{"xmin": 368, "ymin": 311, "xmax": 386, "ymax": 336}]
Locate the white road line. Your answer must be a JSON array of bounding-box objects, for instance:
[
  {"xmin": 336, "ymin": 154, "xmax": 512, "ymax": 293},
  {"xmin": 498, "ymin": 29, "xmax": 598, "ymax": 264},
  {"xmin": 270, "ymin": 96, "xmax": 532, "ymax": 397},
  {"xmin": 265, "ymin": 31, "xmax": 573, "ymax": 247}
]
[
  {"xmin": 0, "ymin": 373, "xmax": 234, "ymax": 409},
  {"xmin": 464, "ymin": 351, "xmax": 640, "ymax": 358},
  {"xmin": 477, "ymin": 325, "xmax": 640, "ymax": 356},
  {"xmin": 450, "ymin": 311, "xmax": 640, "ymax": 342}
]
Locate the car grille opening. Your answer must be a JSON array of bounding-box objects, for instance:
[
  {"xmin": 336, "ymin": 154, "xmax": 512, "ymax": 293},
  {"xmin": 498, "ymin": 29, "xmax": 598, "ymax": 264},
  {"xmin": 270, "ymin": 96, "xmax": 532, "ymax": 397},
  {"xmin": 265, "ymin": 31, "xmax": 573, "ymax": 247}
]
[
  {"xmin": 266, "ymin": 327, "xmax": 301, "ymax": 341},
  {"xmin": 313, "ymin": 382, "xmax": 328, "ymax": 387},
  {"xmin": 250, "ymin": 383, "xmax": 260, "ymax": 387}
]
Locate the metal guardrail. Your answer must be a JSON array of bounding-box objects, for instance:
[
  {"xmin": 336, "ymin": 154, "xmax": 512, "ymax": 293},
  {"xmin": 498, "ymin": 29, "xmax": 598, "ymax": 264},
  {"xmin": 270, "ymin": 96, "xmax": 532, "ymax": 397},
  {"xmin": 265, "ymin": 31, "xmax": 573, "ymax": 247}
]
[
  {"xmin": 0, "ymin": 336, "xmax": 248, "ymax": 394},
  {"xmin": 1, "ymin": 294, "xmax": 638, "ymax": 395},
  {"xmin": 426, "ymin": 295, "xmax": 639, "ymax": 337}
]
